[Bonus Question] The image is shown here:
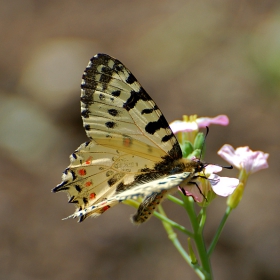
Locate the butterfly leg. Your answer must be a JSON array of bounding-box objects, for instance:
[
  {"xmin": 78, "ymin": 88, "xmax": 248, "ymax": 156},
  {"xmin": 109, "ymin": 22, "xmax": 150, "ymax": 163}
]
[{"xmin": 185, "ymin": 181, "xmax": 207, "ymax": 201}]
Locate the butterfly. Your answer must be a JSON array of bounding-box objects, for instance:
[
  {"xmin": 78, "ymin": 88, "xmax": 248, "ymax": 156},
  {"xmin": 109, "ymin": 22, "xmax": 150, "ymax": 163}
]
[{"xmin": 53, "ymin": 53, "xmax": 206, "ymax": 223}]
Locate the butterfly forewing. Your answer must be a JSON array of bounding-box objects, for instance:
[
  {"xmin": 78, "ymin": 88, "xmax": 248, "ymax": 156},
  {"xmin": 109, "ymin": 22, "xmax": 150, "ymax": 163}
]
[
  {"xmin": 81, "ymin": 54, "xmax": 181, "ymax": 159},
  {"xmin": 53, "ymin": 53, "xmax": 192, "ymax": 223}
]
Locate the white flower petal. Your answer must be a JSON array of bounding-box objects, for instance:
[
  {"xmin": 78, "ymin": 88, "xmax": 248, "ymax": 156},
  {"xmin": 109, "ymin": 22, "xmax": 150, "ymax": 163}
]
[
  {"xmin": 169, "ymin": 120, "xmax": 198, "ymax": 134},
  {"xmin": 217, "ymin": 144, "xmax": 242, "ymax": 169},
  {"xmin": 211, "ymin": 177, "xmax": 239, "ymax": 197},
  {"xmin": 205, "ymin": 164, "xmax": 222, "ymax": 174}
]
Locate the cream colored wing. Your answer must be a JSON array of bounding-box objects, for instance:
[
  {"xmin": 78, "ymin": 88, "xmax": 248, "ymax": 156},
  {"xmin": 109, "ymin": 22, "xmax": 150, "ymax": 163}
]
[
  {"xmin": 53, "ymin": 54, "xmax": 183, "ymax": 222},
  {"xmin": 53, "ymin": 140, "xmax": 166, "ymax": 221},
  {"xmin": 80, "ymin": 53, "xmax": 181, "ymax": 160},
  {"xmin": 64, "ymin": 171, "xmax": 192, "ymax": 221}
]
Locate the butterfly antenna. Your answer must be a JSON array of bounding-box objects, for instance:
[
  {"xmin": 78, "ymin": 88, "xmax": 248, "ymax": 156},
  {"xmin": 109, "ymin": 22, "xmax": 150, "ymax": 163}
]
[
  {"xmin": 214, "ymin": 164, "xmax": 233, "ymax": 169},
  {"xmin": 198, "ymin": 127, "xmax": 232, "ymax": 169},
  {"xmin": 202, "ymin": 127, "xmax": 233, "ymax": 169},
  {"xmin": 199, "ymin": 126, "xmax": 209, "ymax": 161}
]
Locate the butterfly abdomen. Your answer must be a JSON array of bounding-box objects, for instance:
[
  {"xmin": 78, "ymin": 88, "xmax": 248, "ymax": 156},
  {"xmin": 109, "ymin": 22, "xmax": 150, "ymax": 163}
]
[
  {"xmin": 131, "ymin": 159, "xmax": 203, "ymax": 224},
  {"xmin": 132, "ymin": 190, "xmax": 170, "ymax": 224}
]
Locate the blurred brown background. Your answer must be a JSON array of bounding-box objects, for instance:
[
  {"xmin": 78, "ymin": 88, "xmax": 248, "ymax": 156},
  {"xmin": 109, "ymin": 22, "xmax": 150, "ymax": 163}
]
[{"xmin": 0, "ymin": 0, "xmax": 279, "ymax": 279}]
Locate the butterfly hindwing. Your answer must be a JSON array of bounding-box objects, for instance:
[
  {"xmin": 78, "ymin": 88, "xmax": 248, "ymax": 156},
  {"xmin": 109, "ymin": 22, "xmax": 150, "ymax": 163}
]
[
  {"xmin": 64, "ymin": 171, "xmax": 192, "ymax": 222},
  {"xmin": 53, "ymin": 140, "xmax": 164, "ymax": 216}
]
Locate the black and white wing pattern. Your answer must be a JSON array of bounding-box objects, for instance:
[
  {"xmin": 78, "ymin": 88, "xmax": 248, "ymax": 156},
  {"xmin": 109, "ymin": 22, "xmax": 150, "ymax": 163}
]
[{"xmin": 53, "ymin": 53, "xmax": 201, "ymax": 223}]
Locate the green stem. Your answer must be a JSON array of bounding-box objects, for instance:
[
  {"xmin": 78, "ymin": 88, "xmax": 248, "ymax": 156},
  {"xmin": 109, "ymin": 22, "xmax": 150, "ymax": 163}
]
[
  {"xmin": 123, "ymin": 199, "xmax": 193, "ymax": 236},
  {"xmin": 167, "ymin": 195, "xmax": 184, "ymax": 206},
  {"xmin": 207, "ymin": 206, "xmax": 232, "ymax": 257},
  {"xmin": 198, "ymin": 208, "xmax": 207, "ymax": 235},
  {"xmin": 153, "ymin": 211, "xmax": 194, "ymax": 237},
  {"xmin": 158, "ymin": 205, "xmax": 205, "ymax": 279},
  {"xmin": 181, "ymin": 195, "xmax": 213, "ymax": 280},
  {"xmin": 122, "ymin": 199, "xmax": 140, "ymax": 208}
]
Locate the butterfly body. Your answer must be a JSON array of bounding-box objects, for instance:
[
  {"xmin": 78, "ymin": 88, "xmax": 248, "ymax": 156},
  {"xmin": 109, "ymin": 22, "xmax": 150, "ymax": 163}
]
[{"xmin": 53, "ymin": 54, "xmax": 204, "ymax": 223}]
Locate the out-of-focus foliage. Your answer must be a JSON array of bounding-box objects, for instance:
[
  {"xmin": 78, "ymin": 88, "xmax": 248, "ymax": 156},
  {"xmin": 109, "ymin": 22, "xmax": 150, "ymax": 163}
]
[{"xmin": 0, "ymin": 1, "xmax": 279, "ymax": 279}]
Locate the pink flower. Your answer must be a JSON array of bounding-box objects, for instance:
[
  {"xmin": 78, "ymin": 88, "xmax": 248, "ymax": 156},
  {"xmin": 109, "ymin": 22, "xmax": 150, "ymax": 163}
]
[
  {"xmin": 217, "ymin": 145, "xmax": 269, "ymax": 174},
  {"xmin": 196, "ymin": 115, "xmax": 229, "ymax": 128},
  {"xmin": 180, "ymin": 164, "xmax": 239, "ymax": 203},
  {"xmin": 170, "ymin": 115, "xmax": 229, "ymax": 134}
]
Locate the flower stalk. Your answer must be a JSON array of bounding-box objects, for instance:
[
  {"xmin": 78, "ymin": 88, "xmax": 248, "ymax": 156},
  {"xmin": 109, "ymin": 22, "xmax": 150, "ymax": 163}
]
[{"xmin": 124, "ymin": 115, "xmax": 269, "ymax": 279}]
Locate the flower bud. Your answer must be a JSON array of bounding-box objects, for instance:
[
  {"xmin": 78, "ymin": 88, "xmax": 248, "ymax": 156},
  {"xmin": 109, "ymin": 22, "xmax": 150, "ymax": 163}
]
[
  {"xmin": 193, "ymin": 132, "xmax": 205, "ymax": 151},
  {"xmin": 181, "ymin": 141, "xmax": 193, "ymax": 158},
  {"xmin": 187, "ymin": 149, "xmax": 201, "ymax": 160},
  {"xmin": 227, "ymin": 182, "xmax": 244, "ymax": 209}
]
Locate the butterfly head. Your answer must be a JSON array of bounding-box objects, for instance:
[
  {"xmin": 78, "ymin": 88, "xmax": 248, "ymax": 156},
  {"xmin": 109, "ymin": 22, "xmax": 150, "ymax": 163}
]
[{"xmin": 193, "ymin": 158, "xmax": 207, "ymax": 173}]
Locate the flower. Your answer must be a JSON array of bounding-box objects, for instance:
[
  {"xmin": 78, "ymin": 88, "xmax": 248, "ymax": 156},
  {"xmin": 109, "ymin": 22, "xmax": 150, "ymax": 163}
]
[
  {"xmin": 218, "ymin": 145, "xmax": 269, "ymax": 209},
  {"xmin": 217, "ymin": 145, "xmax": 269, "ymax": 174},
  {"xmin": 170, "ymin": 115, "xmax": 229, "ymax": 134},
  {"xmin": 180, "ymin": 164, "xmax": 239, "ymax": 204},
  {"xmin": 170, "ymin": 115, "xmax": 229, "ymax": 147}
]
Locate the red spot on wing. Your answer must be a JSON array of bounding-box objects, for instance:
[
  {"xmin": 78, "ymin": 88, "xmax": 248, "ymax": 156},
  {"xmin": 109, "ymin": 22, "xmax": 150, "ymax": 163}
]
[
  {"xmin": 102, "ymin": 205, "xmax": 110, "ymax": 212},
  {"xmin": 85, "ymin": 156, "xmax": 93, "ymax": 165},
  {"xmin": 89, "ymin": 193, "xmax": 96, "ymax": 199},
  {"xmin": 85, "ymin": 181, "xmax": 92, "ymax": 187},
  {"xmin": 78, "ymin": 169, "xmax": 87, "ymax": 176},
  {"xmin": 123, "ymin": 137, "xmax": 132, "ymax": 147}
]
